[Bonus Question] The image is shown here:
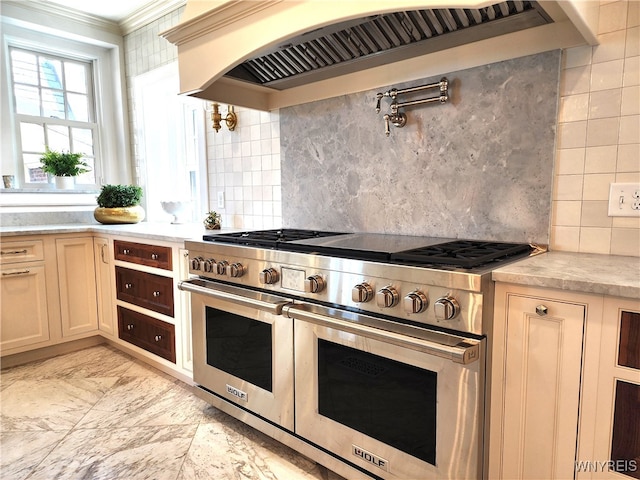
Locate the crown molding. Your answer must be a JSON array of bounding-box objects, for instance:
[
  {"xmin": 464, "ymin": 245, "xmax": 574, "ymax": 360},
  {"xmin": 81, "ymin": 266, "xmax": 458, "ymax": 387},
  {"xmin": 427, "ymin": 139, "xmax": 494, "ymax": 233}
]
[
  {"xmin": 120, "ymin": 0, "xmax": 185, "ymax": 35},
  {"xmin": 1, "ymin": 0, "xmax": 185, "ymax": 37}
]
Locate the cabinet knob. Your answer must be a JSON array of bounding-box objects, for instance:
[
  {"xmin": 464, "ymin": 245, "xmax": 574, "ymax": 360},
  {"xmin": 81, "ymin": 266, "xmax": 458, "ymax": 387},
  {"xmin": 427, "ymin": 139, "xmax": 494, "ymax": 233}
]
[
  {"xmin": 123, "ymin": 249, "xmax": 130, "ymax": 255},
  {"xmin": 154, "ymin": 335, "xmax": 162, "ymax": 342},
  {"xmin": 127, "ymin": 324, "xmax": 134, "ymax": 330},
  {"xmin": 125, "ymin": 283, "xmax": 133, "ymax": 289},
  {"xmin": 152, "ymin": 291, "xmax": 161, "ymax": 297},
  {"xmin": 151, "ymin": 253, "xmax": 159, "ymax": 260},
  {"xmin": 536, "ymin": 305, "xmax": 548, "ymax": 316}
]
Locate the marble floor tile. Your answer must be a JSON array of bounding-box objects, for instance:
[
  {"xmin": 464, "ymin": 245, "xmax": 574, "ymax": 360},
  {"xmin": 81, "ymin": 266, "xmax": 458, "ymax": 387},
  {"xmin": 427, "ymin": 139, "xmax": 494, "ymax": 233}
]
[
  {"xmin": 0, "ymin": 344, "xmax": 135, "ymax": 382},
  {"xmin": 0, "ymin": 377, "xmax": 118, "ymax": 431},
  {"xmin": 27, "ymin": 425, "xmax": 197, "ymax": 480},
  {"xmin": 0, "ymin": 430, "xmax": 67, "ymax": 479},
  {"xmin": 75, "ymin": 376, "xmax": 210, "ymax": 429},
  {"xmin": 0, "ymin": 345, "xmax": 347, "ymax": 480}
]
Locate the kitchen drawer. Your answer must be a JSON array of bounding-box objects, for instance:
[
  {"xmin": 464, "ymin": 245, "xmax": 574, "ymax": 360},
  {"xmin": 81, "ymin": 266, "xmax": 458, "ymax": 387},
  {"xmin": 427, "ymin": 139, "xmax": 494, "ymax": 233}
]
[
  {"xmin": 114, "ymin": 240, "xmax": 172, "ymax": 270},
  {"xmin": 0, "ymin": 239, "xmax": 44, "ymax": 264},
  {"xmin": 115, "ymin": 266, "xmax": 174, "ymax": 317},
  {"xmin": 117, "ymin": 306, "xmax": 176, "ymax": 363}
]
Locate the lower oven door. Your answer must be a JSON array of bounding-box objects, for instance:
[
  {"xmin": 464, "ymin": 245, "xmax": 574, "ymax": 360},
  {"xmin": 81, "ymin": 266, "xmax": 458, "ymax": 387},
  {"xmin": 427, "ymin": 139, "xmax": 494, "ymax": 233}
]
[
  {"xmin": 179, "ymin": 278, "xmax": 294, "ymax": 430},
  {"xmin": 285, "ymin": 303, "xmax": 485, "ymax": 480}
]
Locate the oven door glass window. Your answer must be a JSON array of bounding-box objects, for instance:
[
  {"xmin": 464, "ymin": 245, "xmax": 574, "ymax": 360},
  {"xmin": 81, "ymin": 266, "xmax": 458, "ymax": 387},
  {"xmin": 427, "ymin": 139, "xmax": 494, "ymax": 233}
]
[
  {"xmin": 317, "ymin": 339, "xmax": 437, "ymax": 465},
  {"xmin": 205, "ymin": 307, "xmax": 272, "ymax": 392}
]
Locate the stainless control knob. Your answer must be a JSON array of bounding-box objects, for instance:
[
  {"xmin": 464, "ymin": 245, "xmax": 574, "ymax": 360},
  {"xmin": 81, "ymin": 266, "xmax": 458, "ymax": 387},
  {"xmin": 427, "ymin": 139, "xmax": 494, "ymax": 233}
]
[
  {"xmin": 376, "ymin": 286, "xmax": 399, "ymax": 308},
  {"xmin": 215, "ymin": 260, "xmax": 229, "ymax": 275},
  {"xmin": 352, "ymin": 282, "xmax": 374, "ymax": 303},
  {"xmin": 259, "ymin": 268, "xmax": 279, "ymax": 284},
  {"xmin": 305, "ymin": 275, "xmax": 326, "ymax": 293},
  {"xmin": 434, "ymin": 296, "xmax": 460, "ymax": 321},
  {"xmin": 227, "ymin": 262, "xmax": 245, "ymax": 278},
  {"xmin": 404, "ymin": 291, "xmax": 429, "ymax": 314},
  {"xmin": 203, "ymin": 258, "xmax": 215, "ymax": 273},
  {"xmin": 190, "ymin": 256, "xmax": 204, "ymax": 270}
]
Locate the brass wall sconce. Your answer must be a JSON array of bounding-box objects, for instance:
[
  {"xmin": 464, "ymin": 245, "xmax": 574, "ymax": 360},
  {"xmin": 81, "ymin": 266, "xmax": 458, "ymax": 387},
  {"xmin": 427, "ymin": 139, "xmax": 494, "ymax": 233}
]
[{"xmin": 211, "ymin": 103, "xmax": 238, "ymax": 132}]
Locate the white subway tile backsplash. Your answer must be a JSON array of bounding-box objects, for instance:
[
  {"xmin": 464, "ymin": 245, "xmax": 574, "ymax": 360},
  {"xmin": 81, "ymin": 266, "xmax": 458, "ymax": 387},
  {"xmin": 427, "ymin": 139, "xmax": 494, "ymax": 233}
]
[
  {"xmin": 611, "ymin": 228, "xmax": 640, "ymax": 255},
  {"xmin": 619, "ymin": 114, "xmax": 640, "ymax": 143},
  {"xmin": 561, "ymin": 65, "xmax": 592, "ymax": 95},
  {"xmin": 552, "ymin": 200, "xmax": 582, "ymax": 226},
  {"xmin": 589, "ymin": 89, "xmax": 622, "ymax": 119},
  {"xmin": 593, "ymin": 30, "xmax": 627, "ymax": 63},
  {"xmin": 556, "ymin": 147, "xmax": 585, "ymax": 174},
  {"xmin": 621, "ymin": 85, "xmax": 640, "ymax": 115},
  {"xmin": 586, "ymin": 117, "xmax": 620, "ymax": 146},
  {"xmin": 579, "ymin": 226, "xmax": 612, "ymax": 254},
  {"xmin": 563, "ymin": 45, "xmax": 592, "ymax": 69},
  {"xmin": 557, "ymin": 121, "xmax": 587, "ymax": 148},
  {"xmin": 555, "ymin": 174, "xmax": 584, "ymax": 200},
  {"xmin": 580, "ymin": 200, "xmax": 613, "ymax": 227},
  {"xmin": 591, "ymin": 59, "xmax": 625, "ymax": 91},
  {"xmin": 582, "ymin": 173, "xmax": 617, "ymax": 200},
  {"xmin": 559, "ymin": 94, "xmax": 589, "ymax": 122},
  {"xmin": 617, "ymin": 144, "xmax": 640, "ymax": 171},
  {"xmin": 585, "ymin": 145, "xmax": 618, "ymax": 173},
  {"xmin": 598, "ymin": 1, "xmax": 629, "ymax": 34},
  {"xmin": 626, "ymin": 26, "xmax": 640, "ymax": 57}
]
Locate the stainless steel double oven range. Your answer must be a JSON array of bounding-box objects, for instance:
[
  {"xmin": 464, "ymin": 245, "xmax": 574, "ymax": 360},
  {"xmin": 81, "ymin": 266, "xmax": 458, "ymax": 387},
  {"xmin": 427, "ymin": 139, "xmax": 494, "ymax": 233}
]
[{"xmin": 179, "ymin": 230, "xmax": 537, "ymax": 480}]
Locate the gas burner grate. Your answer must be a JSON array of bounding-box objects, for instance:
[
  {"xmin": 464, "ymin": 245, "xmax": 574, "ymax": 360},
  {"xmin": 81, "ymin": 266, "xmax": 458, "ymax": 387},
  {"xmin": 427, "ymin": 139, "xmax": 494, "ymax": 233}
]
[
  {"xmin": 203, "ymin": 229, "xmax": 346, "ymax": 248},
  {"xmin": 391, "ymin": 240, "xmax": 532, "ymax": 269}
]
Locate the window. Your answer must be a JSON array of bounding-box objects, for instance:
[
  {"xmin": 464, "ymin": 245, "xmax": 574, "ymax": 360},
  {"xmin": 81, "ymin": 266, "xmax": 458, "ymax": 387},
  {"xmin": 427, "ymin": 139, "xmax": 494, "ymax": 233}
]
[{"xmin": 9, "ymin": 47, "xmax": 98, "ymax": 187}]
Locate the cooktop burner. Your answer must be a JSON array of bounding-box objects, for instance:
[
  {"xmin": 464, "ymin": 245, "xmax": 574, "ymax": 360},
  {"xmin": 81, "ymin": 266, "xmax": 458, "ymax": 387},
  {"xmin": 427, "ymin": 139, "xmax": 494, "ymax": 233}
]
[
  {"xmin": 202, "ymin": 229, "xmax": 533, "ymax": 269},
  {"xmin": 203, "ymin": 229, "xmax": 347, "ymax": 248},
  {"xmin": 390, "ymin": 240, "xmax": 533, "ymax": 269}
]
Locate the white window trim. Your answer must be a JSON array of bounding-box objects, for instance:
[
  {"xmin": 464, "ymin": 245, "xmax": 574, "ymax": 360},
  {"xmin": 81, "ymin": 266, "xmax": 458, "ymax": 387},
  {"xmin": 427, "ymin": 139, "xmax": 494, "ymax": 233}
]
[{"xmin": 1, "ymin": 8, "xmax": 132, "ymax": 205}]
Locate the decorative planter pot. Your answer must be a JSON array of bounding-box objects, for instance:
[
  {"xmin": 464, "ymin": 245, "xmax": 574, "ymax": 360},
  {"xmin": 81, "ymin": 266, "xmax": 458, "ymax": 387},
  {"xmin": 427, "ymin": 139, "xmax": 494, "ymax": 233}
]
[
  {"xmin": 94, "ymin": 206, "xmax": 145, "ymax": 224},
  {"xmin": 55, "ymin": 176, "xmax": 75, "ymax": 190}
]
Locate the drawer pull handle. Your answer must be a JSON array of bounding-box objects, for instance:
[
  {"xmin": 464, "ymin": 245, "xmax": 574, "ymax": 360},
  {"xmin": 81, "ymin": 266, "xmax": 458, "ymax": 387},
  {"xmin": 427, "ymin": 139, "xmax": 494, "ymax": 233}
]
[
  {"xmin": 154, "ymin": 335, "xmax": 162, "ymax": 342},
  {"xmin": 123, "ymin": 249, "xmax": 130, "ymax": 255},
  {"xmin": 153, "ymin": 291, "xmax": 161, "ymax": 297},
  {"xmin": 536, "ymin": 305, "xmax": 548, "ymax": 316},
  {"xmin": 2, "ymin": 269, "xmax": 30, "ymax": 276},
  {"xmin": 151, "ymin": 253, "xmax": 159, "ymax": 260},
  {"xmin": 127, "ymin": 324, "xmax": 135, "ymax": 330},
  {"xmin": 1, "ymin": 249, "xmax": 28, "ymax": 255},
  {"xmin": 125, "ymin": 283, "xmax": 133, "ymax": 289}
]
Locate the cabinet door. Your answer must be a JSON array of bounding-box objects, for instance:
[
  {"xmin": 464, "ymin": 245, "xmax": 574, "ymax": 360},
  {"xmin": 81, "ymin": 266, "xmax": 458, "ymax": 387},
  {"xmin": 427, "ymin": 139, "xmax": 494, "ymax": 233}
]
[
  {"xmin": 0, "ymin": 264, "xmax": 50, "ymax": 350},
  {"xmin": 56, "ymin": 237, "xmax": 98, "ymax": 337},
  {"xmin": 498, "ymin": 293, "xmax": 585, "ymax": 480},
  {"xmin": 94, "ymin": 237, "xmax": 114, "ymax": 336}
]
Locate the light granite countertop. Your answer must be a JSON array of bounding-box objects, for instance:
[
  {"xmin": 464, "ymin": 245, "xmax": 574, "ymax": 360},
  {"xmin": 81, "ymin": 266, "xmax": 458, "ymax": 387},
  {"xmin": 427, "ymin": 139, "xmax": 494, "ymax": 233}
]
[
  {"xmin": 0, "ymin": 222, "xmax": 237, "ymax": 243},
  {"xmin": 492, "ymin": 251, "xmax": 640, "ymax": 300},
  {"xmin": 2, "ymin": 224, "xmax": 638, "ymax": 299}
]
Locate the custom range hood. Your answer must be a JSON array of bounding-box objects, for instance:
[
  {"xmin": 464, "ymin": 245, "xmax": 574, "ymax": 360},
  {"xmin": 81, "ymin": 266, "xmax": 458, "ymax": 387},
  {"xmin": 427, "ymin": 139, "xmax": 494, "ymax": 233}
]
[{"xmin": 161, "ymin": 1, "xmax": 598, "ymax": 111}]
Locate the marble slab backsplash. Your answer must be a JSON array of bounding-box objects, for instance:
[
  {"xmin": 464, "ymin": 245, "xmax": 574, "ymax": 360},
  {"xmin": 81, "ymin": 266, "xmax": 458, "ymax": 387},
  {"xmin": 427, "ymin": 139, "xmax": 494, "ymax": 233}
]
[{"xmin": 281, "ymin": 51, "xmax": 560, "ymax": 244}]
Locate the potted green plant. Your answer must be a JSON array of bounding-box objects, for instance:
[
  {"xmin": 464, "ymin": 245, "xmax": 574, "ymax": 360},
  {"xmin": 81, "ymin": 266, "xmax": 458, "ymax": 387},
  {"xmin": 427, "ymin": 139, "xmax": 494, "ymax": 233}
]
[
  {"xmin": 94, "ymin": 184, "xmax": 145, "ymax": 224},
  {"xmin": 39, "ymin": 147, "xmax": 90, "ymax": 189}
]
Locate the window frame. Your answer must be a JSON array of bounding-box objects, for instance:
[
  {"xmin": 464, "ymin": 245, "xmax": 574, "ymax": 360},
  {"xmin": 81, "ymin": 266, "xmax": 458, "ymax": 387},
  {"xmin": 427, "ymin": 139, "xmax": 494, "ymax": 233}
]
[
  {"xmin": 1, "ymin": 19, "xmax": 131, "ymax": 193},
  {"xmin": 10, "ymin": 46, "xmax": 100, "ymax": 187}
]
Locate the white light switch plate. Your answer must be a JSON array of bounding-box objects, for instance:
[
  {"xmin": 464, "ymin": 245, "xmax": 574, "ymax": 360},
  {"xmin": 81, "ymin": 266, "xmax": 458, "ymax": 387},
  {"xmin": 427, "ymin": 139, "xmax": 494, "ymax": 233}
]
[
  {"xmin": 217, "ymin": 191, "xmax": 225, "ymax": 209},
  {"xmin": 608, "ymin": 183, "xmax": 640, "ymax": 217}
]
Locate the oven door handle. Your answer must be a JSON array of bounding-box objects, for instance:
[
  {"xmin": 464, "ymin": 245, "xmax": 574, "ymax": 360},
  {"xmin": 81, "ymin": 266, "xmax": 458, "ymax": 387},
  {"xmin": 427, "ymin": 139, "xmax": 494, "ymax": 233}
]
[
  {"xmin": 283, "ymin": 304, "xmax": 480, "ymax": 365},
  {"xmin": 178, "ymin": 278, "xmax": 291, "ymax": 315}
]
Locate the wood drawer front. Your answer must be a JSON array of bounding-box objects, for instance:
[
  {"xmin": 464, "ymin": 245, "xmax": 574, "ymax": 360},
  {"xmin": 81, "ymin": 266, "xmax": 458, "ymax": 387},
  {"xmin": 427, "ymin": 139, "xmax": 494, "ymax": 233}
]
[
  {"xmin": 117, "ymin": 306, "xmax": 176, "ymax": 363},
  {"xmin": 115, "ymin": 266, "xmax": 174, "ymax": 317},
  {"xmin": 114, "ymin": 240, "xmax": 172, "ymax": 270},
  {"xmin": 0, "ymin": 240, "xmax": 44, "ymax": 264}
]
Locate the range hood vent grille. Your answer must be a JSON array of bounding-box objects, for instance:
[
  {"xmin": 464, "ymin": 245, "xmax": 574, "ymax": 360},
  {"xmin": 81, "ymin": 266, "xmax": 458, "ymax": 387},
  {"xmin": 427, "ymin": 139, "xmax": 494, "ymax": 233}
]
[{"xmin": 226, "ymin": 1, "xmax": 551, "ymax": 90}]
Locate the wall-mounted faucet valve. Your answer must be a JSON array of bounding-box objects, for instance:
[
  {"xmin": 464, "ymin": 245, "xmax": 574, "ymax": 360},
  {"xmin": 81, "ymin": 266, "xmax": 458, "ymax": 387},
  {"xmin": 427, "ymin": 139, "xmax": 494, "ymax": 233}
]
[{"xmin": 375, "ymin": 77, "xmax": 449, "ymax": 136}]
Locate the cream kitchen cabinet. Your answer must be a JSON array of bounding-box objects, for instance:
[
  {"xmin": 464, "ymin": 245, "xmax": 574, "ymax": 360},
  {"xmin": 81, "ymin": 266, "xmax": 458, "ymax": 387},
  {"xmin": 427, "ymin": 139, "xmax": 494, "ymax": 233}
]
[
  {"xmin": 93, "ymin": 237, "xmax": 115, "ymax": 336},
  {"xmin": 489, "ymin": 283, "xmax": 604, "ymax": 480},
  {"xmin": 1, "ymin": 238, "xmax": 50, "ymax": 350},
  {"xmin": 1, "ymin": 234, "xmax": 100, "ymax": 358},
  {"xmin": 56, "ymin": 236, "xmax": 99, "ymax": 337},
  {"xmin": 577, "ymin": 296, "xmax": 640, "ymax": 480}
]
